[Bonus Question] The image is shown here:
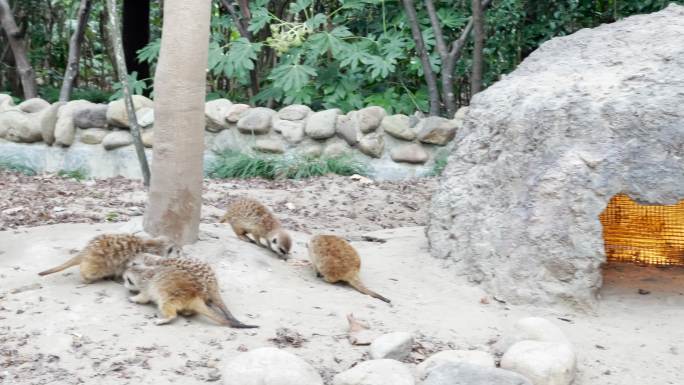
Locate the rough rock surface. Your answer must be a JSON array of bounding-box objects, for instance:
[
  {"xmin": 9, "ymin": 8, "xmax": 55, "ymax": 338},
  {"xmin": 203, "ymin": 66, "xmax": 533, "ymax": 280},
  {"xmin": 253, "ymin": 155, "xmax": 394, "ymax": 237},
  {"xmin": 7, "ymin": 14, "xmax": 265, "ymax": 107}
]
[
  {"xmin": 80, "ymin": 128, "xmax": 110, "ymax": 145},
  {"xmin": 73, "ymin": 104, "xmax": 108, "ymax": 129},
  {"xmin": 336, "ymin": 114, "xmax": 361, "ymax": 145},
  {"xmin": 391, "ymin": 144, "xmax": 429, "ymax": 164},
  {"xmin": 221, "ymin": 347, "xmax": 323, "ymax": 385},
  {"xmin": 1, "ymin": 109, "xmax": 41, "ymax": 143},
  {"xmin": 382, "ymin": 114, "xmax": 415, "ymax": 141},
  {"xmin": 332, "ymin": 359, "xmax": 414, "ymax": 385},
  {"xmin": 106, "ymin": 95, "xmax": 154, "ymax": 127},
  {"xmin": 18, "ymin": 98, "xmax": 50, "ymax": 113},
  {"xmin": 136, "ymin": 107, "xmax": 155, "ymax": 127},
  {"xmin": 102, "ymin": 131, "xmax": 134, "ymax": 150},
  {"xmin": 225, "ymin": 103, "xmax": 251, "ymax": 123},
  {"xmin": 427, "ymin": 4, "xmax": 684, "ymax": 308},
  {"xmin": 501, "ymin": 341, "xmax": 576, "ymax": 385},
  {"xmin": 358, "ymin": 133, "xmax": 384, "ymax": 158},
  {"xmin": 305, "ymin": 109, "xmax": 340, "ymax": 139},
  {"xmin": 254, "ymin": 138, "xmax": 285, "ymax": 154},
  {"xmin": 506, "ymin": 317, "xmax": 570, "ymax": 348},
  {"xmin": 323, "ymin": 139, "xmax": 351, "ymax": 158},
  {"xmin": 369, "ymin": 332, "xmax": 413, "ymax": 360},
  {"xmin": 273, "ymin": 119, "xmax": 305, "ymax": 143},
  {"xmin": 417, "ymin": 117, "xmax": 458, "ymax": 145},
  {"xmin": 277, "ymin": 104, "xmax": 311, "ymax": 121},
  {"xmin": 39, "ymin": 102, "xmax": 64, "ymax": 144},
  {"xmin": 423, "ymin": 362, "xmax": 532, "ymax": 385},
  {"xmin": 354, "ymin": 106, "xmax": 386, "ymax": 133},
  {"xmin": 237, "ymin": 107, "xmax": 275, "ymax": 134},
  {"xmin": 55, "ymin": 100, "xmax": 94, "ymax": 146},
  {"xmin": 205, "ymin": 98, "xmax": 232, "ymax": 132},
  {"xmin": 417, "ymin": 350, "xmax": 495, "ymax": 379}
]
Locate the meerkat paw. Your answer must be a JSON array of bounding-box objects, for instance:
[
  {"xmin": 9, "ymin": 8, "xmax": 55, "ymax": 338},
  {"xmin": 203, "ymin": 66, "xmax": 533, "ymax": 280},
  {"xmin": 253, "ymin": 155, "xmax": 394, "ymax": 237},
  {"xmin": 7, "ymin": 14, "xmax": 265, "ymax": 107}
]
[
  {"xmin": 154, "ymin": 317, "xmax": 173, "ymax": 325},
  {"xmin": 129, "ymin": 294, "xmax": 150, "ymax": 304}
]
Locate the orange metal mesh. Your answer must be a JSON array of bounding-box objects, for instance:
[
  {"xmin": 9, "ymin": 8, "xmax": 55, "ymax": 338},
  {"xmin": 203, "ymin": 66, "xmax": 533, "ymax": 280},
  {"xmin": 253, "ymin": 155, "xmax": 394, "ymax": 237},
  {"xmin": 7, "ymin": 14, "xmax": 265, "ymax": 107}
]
[{"xmin": 600, "ymin": 194, "xmax": 684, "ymax": 266}]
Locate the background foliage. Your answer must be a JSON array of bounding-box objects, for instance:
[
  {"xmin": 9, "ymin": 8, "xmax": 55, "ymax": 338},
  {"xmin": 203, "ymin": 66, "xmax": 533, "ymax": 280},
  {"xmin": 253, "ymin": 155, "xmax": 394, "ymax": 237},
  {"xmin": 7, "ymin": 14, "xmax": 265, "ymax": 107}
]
[{"xmin": 1, "ymin": 0, "xmax": 681, "ymax": 115}]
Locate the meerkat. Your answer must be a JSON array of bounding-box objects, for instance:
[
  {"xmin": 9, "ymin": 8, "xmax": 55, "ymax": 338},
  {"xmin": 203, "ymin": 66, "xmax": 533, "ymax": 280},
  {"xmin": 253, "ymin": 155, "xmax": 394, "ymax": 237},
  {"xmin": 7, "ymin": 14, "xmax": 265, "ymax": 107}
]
[
  {"xmin": 123, "ymin": 261, "xmax": 258, "ymax": 328},
  {"xmin": 220, "ymin": 197, "xmax": 292, "ymax": 259},
  {"xmin": 308, "ymin": 235, "xmax": 391, "ymax": 303},
  {"xmin": 38, "ymin": 233, "xmax": 181, "ymax": 283}
]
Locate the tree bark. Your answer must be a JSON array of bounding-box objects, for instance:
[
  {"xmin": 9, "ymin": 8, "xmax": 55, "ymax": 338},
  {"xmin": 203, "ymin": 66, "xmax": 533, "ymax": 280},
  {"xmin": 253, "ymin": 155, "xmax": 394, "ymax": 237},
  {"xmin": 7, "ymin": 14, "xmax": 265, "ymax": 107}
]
[
  {"xmin": 144, "ymin": 0, "xmax": 211, "ymax": 245},
  {"xmin": 122, "ymin": 0, "xmax": 150, "ymax": 83},
  {"xmin": 471, "ymin": 0, "xmax": 485, "ymax": 95},
  {"xmin": 105, "ymin": 0, "xmax": 151, "ymax": 186},
  {"xmin": 59, "ymin": 0, "xmax": 92, "ymax": 102},
  {"xmin": 401, "ymin": 0, "xmax": 440, "ymax": 116},
  {"xmin": 0, "ymin": 0, "xmax": 37, "ymax": 99}
]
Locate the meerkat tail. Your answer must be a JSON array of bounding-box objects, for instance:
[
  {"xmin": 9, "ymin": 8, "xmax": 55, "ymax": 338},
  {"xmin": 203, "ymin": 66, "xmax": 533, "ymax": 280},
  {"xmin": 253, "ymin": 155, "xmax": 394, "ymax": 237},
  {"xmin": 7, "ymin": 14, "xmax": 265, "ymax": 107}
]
[
  {"xmin": 347, "ymin": 276, "xmax": 392, "ymax": 304},
  {"xmin": 38, "ymin": 254, "xmax": 82, "ymax": 276},
  {"xmin": 209, "ymin": 301, "xmax": 259, "ymax": 329},
  {"xmin": 193, "ymin": 299, "xmax": 258, "ymax": 328}
]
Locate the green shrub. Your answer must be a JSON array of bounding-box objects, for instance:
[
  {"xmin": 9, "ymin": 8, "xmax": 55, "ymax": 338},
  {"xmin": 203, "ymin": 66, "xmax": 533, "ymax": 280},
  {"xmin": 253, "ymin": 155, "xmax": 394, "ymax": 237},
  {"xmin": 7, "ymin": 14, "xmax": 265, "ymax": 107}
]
[
  {"xmin": 58, "ymin": 168, "xmax": 88, "ymax": 181},
  {"xmin": 0, "ymin": 158, "xmax": 36, "ymax": 176},
  {"xmin": 207, "ymin": 150, "xmax": 278, "ymax": 179}
]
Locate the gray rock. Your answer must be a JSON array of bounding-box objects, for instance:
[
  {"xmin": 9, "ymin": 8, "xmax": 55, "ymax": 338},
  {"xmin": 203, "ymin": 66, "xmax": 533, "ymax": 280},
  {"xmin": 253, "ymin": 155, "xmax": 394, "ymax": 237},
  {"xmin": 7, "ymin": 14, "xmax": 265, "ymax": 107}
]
[
  {"xmin": 18, "ymin": 98, "xmax": 50, "ymax": 113},
  {"xmin": 221, "ymin": 347, "xmax": 323, "ymax": 385},
  {"xmin": 106, "ymin": 95, "xmax": 154, "ymax": 127},
  {"xmin": 423, "ymin": 362, "xmax": 532, "ymax": 385},
  {"xmin": 417, "ymin": 117, "xmax": 458, "ymax": 145},
  {"xmin": 417, "ymin": 350, "xmax": 495, "ymax": 380},
  {"xmin": 277, "ymin": 104, "xmax": 311, "ymax": 121},
  {"xmin": 0, "ymin": 109, "xmax": 41, "ymax": 143},
  {"xmin": 501, "ymin": 341, "xmax": 576, "ymax": 385},
  {"xmin": 205, "ymin": 98, "xmax": 232, "ymax": 132},
  {"xmin": 225, "ymin": 103, "xmax": 251, "ymax": 123},
  {"xmin": 358, "ymin": 133, "xmax": 384, "ymax": 158},
  {"xmin": 142, "ymin": 130, "xmax": 154, "ymax": 148},
  {"xmin": 427, "ymin": 5, "xmax": 684, "ymax": 308},
  {"xmin": 80, "ymin": 128, "xmax": 110, "ymax": 145},
  {"xmin": 305, "ymin": 109, "xmax": 340, "ymax": 139},
  {"xmin": 323, "ymin": 139, "xmax": 351, "ymax": 158},
  {"xmin": 254, "ymin": 138, "xmax": 285, "ymax": 154},
  {"xmin": 369, "ymin": 332, "xmax": 413, "ymax": 360},
  {"xmin": 40, "ymin": 102, "xmax": 65, "ymax": 145},
  {"xmin": 136, "ymin": 107, "xmax": 155, "ymax": 127},
  {"xmin": 390, "ymin": 144, "xmax": 429, "ymax": 164},
  {"xmin": 273, "ymin": 119, "xmax": 305, "ymax": 143},
  {"xmin": 0, "ymin": 94, "xmax": 14, "ymax": 112},
  {"xmin": 336, "ymin": 114, "xmax": 361, "ymax": 145},
  {"xmin": 300, "ymin": 143, "xmax": 323, "ymax": 158},
  {"xmin": 73, "ymin": 104, "xmax": 108, "ymax": 128},
  {"xmin": 382, "ymin": 114, "xmax": 415, "ymax": 141},
  {"xmin": 354, "ymin": 106, "xmax": 386, "ymax": 133},
  {"xmin": 102, "ymin": 131, "xmax": 133, "ymax": 150},
  {"xmin": 55, "ymin": 100, "xmax": 95, "ymax": 146},
  {"xmin": 333, "ymin": 359, "xmax": 414, "ymax": 385},
  {"xmin": 507, "ymin": 317, "xmax": 570, "ymax": 349},
  {"xmin": 453, "ymin": 106, "xmax": 469, "ymax": 122},
  {"xmin": 237, "ymin": 107, "xmax": 275, "ymax": 134}
]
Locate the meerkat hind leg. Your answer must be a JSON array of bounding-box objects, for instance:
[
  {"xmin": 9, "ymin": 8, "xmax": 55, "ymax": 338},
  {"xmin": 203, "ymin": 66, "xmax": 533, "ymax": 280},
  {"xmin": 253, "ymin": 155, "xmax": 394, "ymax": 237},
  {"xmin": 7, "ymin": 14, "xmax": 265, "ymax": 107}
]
[{"xmin": 155, "ymin": 303, "xmax": 179, "ymax": 325}]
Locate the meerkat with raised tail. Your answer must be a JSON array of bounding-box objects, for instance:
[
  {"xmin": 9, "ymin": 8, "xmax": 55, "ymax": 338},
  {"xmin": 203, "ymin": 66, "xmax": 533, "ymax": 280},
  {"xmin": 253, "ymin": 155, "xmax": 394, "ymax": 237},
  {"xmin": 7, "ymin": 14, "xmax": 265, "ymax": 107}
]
[
  {"xmin": 123, "ymin": 260, "xmax": 258, "ymax": 328},
  {"xmin": 308, "ymin": 234, "xmax": 391, "ymax": 303},
  {"xmin": 220, "ymin": 197, "xmax": 292, "ymax": 259},
  {"xmin": 38, "ymin": 233, "xmax": 181, "ymax": 283}
]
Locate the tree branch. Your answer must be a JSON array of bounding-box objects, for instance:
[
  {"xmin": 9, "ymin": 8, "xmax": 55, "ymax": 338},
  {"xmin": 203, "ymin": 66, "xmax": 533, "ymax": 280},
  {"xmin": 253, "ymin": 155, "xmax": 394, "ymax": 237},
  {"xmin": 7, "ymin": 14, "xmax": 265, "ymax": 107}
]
[
  {"xmin": 0, "ymin": 0, "xmax": 37, "ymax": 99},
  {"xmin": 59, "ymin": 0, "xmax": 92, "ymax": 102}
]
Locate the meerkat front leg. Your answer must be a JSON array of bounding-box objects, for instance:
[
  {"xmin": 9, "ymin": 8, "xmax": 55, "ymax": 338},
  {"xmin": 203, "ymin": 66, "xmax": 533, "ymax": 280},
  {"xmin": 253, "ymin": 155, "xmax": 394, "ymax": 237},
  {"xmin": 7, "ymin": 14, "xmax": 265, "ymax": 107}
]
[
  {"xmin": 155, "ymin": 303, "xmax": 178, "ymax": 325},
  {"xmin": 129, "ymin": 293, "xmax": 151, "ymax": 304}
]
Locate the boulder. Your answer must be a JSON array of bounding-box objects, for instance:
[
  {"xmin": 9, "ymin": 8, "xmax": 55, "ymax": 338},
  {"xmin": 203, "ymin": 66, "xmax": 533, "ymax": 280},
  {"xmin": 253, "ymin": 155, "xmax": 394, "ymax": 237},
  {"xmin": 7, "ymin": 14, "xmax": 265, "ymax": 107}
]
[
  {"xmin": 136, "ymin": 107, "xmax": 155, "ymax": 127},
  {"xmin": 80, "ymin": 128, "xmax": 110, "ymax": 145},
  {"xmin": 221, "ymin": 347, "xmax": 323, "ymax": 385},
  {"xmin": 417, "ymin": 350, "xmax": 495, "ymax": 380},
  {"xmin": 453, "ymin": 106, "xmax": 469, "ymax": 122},
  {"xmin": 305, "ymin": 109, "xmax": 340, "ymax": 139},
  {"xmin": 142, "ymin": 129, "xmax": 154, "ymax": 148},
  {"xmin": 354, "ymin": 106, "xmax": 386, "ymax": 133},
  {"xmin": 254, "ymin": 138, "xmax": 285, "ymax": 154},
  {"xmin": 390, "ymin": 144, "xmax": 429, "ymax": 164},
  {"xmin": 358, "ymin": 133, "xmax": 384, "ymax": 158},
  {"xmin": 501, "ymin": 341, "xmax": 576, "ymax": 385},
  {"xmin": 0, "ymin": 94, "xmax": 14, "ymax": 111},
  {"xmin": 55, "ymin": 100, "xmax": 95, "ymax": 146},
  {"xmin": 18, "ymin": 98, "xmax": 50, "ymax": 113},
  {"xmin": 336, "ymin": 114, "xmax": 361, "ymax": 145},
  {"xmin": 323, "ymin": 139, "xmax": 351, "ymax": 158},
  {"xmin": 423, "ymin": 362, "xmax": 532, "ymax": 385},
  {"xmin": 369, "ymin": 332, "xmax": 413, "ymax": 361},
  {"xmin": 237, "ymin": 107, "xmax": 275, "ymax": 134},
  {"xmin": 225, "ymin": 103, "xmax": 251, "ymax": 123},
  {"xmin": 416, "ymin": 117, "xmax": 458, "ymax": 145},
  {"xmin": 106, "ymin": 95, "xmax": 154, "ymax": 127},
  {"xmin": 427, "ymin": 5, "xmax": 684, "ymax": 308},
  {"xmin": 102, "ymin": 131, "xmax": 134, "ymax": 150},
  {"xmin": 300, "ymin": 143, "xmax": 323, "ymax": 158},
  {"xmin": 508, "ymin": 317, "xmax": 570, "ymax": 348},
  {"xmin": 40, "ymin": 101, "xmax": 65, "ymax": 145},
  {"xmin": 73, "ymin": 104, "xmax": 108, "ymax": 129},
  {"xmin": 277, "ymin": 104, "xmax": 311, "ymax": 121},
  {"xmin": 0, "ymin": 109, "xmax": 41, "ymax": 143},
  {"xmin": 381, "ymin": 114, "xmax": 415, "ymax": 141},
  {"xmin": 332, "ymin": 359, "xmax": 414, "ymax": 385},
  {"xmin": 205, "ymin": 98, "xmax": 232, "ymax": 132},
  {"xmin": 273, "ymin": 119, "xmax": 305, "ymax": 143}
]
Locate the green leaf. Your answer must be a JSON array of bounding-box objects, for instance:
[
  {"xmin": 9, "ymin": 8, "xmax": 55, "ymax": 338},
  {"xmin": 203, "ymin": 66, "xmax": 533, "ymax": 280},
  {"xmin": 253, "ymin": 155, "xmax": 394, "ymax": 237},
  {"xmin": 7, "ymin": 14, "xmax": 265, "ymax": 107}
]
[
  {"xmin": 290, "ymin": 0, "xmax": 313, "ymax": 14},
  {"xmin": 269, "ymin": 63, "xmax": 317, "ymax": 92},
  {"xmin": 437, "ymin": 8, "xmax": 468, "ymax": 29},
  {"xmin": 361, "ymin": 55, "xmax": 395, "ymax": 79},
  {"xmin": 306, "ymin": 26, "xmax": 352, "ymax": 58},
  {"xmin": 339, "ymin": 42, "xmax": 373, "ymax": 70},
  {"xmin": 136, "ymin": 38, "xmax": 161, "ymax": 64},
  {"xmin": 248, "ymin": 7, "xmax": 272, "ymax": 33},
  {"xmin": 210, "ymin": 38, "xmax": 263, "ymax": 79}
]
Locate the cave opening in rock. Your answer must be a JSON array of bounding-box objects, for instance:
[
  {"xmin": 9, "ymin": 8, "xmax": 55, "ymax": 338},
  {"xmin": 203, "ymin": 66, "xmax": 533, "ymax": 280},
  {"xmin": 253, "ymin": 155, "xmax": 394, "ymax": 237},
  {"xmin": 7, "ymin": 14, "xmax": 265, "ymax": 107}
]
[{"xmin": 600, "ymin": 194, "xmax": 684, "ymax": 266}]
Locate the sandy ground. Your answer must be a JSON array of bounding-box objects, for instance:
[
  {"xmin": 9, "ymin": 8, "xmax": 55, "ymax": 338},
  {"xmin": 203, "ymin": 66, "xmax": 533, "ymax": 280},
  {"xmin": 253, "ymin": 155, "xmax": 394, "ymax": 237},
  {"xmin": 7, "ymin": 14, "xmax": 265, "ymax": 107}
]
[{"xmin": 1, "ymin": 174, "xmax": 683, "ymax": 385}]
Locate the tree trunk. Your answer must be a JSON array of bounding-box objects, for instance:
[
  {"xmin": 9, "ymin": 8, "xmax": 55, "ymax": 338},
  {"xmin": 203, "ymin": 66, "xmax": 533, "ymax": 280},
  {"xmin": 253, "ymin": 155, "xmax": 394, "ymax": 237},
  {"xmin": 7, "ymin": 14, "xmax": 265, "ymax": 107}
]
[
  {"xmin": 143, "ymin": 0, "xmax": 211, "ymax": 245},
  {"xmin": 122, "ymin": 0, "xmax": 150, "ymax": 83},
  {"xmin": 471, "ymin": 0, "xmax": 485, "ymax": 95},
  {"xmin": 59, "ymin": 0, "xmax": 92, "ymax": 102},
  {"xmin": 401, "ymin": 0, "xmax": 440, "ymax": 116},
  {"xmin": 0, "ymin": 0, "xmax": 37, "ymax": 99},
  {"xmin": 105, "ymin": 0, "xmax": 151, "ymax": 186}
]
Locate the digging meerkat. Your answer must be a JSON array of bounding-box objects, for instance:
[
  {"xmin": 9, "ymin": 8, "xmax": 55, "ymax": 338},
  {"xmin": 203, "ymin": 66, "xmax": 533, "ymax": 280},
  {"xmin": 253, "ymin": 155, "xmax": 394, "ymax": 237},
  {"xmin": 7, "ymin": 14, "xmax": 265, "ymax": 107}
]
[
  {"xmin": 123, "ymin": 259, "xmax": 258, "ymax": 328},
  {"xmin": 38, "ymin": 233, "xmax": 181, "ymax": 283},
  {"xmin": 220, "ymin": 197, "xmax": 292, "ymax": 259},
  {"xmin": 308, "ymin": 234, "xmax": 391, "ymax": 303}
]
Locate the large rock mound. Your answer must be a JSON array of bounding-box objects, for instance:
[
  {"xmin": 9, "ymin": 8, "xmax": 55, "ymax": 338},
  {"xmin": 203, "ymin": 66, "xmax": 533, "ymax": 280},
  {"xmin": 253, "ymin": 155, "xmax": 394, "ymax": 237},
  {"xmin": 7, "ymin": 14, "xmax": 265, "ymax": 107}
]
[{"xmin": 428, "ymin": 5, "xmax": 684, "ymax": 308}]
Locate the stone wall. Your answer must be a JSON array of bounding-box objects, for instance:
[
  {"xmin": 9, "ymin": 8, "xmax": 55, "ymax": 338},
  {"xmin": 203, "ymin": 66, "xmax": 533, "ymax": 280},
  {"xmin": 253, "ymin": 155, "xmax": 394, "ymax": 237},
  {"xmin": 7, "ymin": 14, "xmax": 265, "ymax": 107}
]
[{"xmin": 0, "ymin": 94, "xmax": 465, "ymax": 180}]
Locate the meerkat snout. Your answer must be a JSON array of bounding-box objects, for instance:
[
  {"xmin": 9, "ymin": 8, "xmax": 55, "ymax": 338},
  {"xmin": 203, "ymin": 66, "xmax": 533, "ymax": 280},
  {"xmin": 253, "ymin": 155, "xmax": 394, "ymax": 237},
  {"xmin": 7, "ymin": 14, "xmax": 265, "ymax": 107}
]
[{"xmin": 269, "ymin": 230, "xmax": 292, "ymax": 259}]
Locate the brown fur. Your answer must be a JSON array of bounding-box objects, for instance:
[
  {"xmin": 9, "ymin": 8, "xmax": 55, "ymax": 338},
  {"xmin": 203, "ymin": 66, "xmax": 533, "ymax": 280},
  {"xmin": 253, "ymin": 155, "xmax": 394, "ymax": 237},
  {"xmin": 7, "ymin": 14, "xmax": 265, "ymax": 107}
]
[
  {"xmin": 308, "ymin": 235, "xmax": 391, "ymax": 303},
  {"xmin": 220, "ymin": 197, "xmax": 292, "ymax": 258},
  {"xmin": 38, "ymin": 234, "xmax": 180, "ymax": 283},
  {"xmin": 125, "ymin": 256, "xmax": 257, "ymax": 328}
]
